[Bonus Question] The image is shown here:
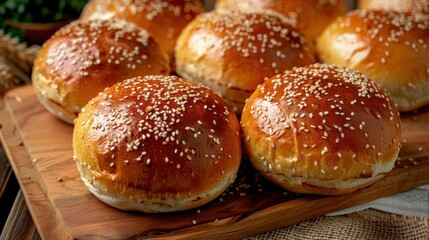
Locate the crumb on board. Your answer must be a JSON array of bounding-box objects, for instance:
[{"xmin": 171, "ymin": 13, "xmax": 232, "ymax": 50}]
[{"xmin": 15, "ymin": 95, "xmax": 22, "ymax": 103}]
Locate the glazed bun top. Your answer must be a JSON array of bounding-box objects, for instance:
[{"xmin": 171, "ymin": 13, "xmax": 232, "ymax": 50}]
[
  {"xmin": 215, "ymin": 0, "xmax": 347, "ymax": 42},
  {"xmin": 32, "ymin": 19, "xmax": 170, "ymax": 124},
  {"xmin": 359, "ymin": 0, "xmax": 429, "ymax": 14},
  {"xmin": 241, "ymin": 64, "xmax": 402, "ymax": 194},
  {"xmin": 316, "ymin": 10, "xmax": 429, "ymax": 111},
  {"xmin": 73, "ymin": 75, "xmax": 242, "ymax": 212},
  {"xmin": 175, "ymin": 10, "xmax": 316, "ymax": 113},
  {"xmin": 81, "ymin": 0, "xmax": 205, "ymax": 56}
]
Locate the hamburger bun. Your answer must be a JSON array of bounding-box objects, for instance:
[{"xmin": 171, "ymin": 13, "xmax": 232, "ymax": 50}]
[
  {"xmin": 241, "ymin": 64, "xmax": 401, "ymax": 195},
  {"xmin": 32, "ymin": 19, "xmax": 170, "ymax": 124},
  {"xmin": 175, "ymin": 10, "xmax": 316, "ymax": 114},
  {"xmin": 215, "ymin": 0, "xmax": 347, "ymax": 42},
  {"xmin": 317, "ymin": 10, "xmax": 429, "ymax": 111},
  {"xmin": 81, "ymin": 0, "xmax": 205, "ymax": 57},
  {"xmin": 73, "ymin": 75, "xmax": 242, "ymax": 212},
  {"xmin": 359, "ymin": 0, "xmax": 429, "ymax": 14}
]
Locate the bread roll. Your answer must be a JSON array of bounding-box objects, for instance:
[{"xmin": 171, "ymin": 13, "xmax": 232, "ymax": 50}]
[
  {"xmin": 215, "ymin": 0, "xmax": 347, "ymax": 42},
  {"xmin": 359, "ymin": 0, "xmax": 429, "ymax": 13},
  {"xmin": 73, "ymin": 75, "xmax": 242, "ymax": 212},
  {"xmin": 80, "ymin": 0, "xmax": 205, "ymax": 57},
  {"xmin": 175, "ymin": 10, "xmax": 316, "ymax": 114},
  {"xmin": 32, "ymin": 19, "xmax": 170, "ymax": 124},
  {"xmin": 241, "ymin": 64, "xmax": 401, "ymax": 195},
  {"xmin": 317, "ymin": 10, "xmax": 429, "ymax": 111}
]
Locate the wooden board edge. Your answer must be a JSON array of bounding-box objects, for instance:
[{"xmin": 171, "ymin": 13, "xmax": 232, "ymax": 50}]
[{"xmin": 0, "ymin": 93, "xmax": 70, "ymax": 240}]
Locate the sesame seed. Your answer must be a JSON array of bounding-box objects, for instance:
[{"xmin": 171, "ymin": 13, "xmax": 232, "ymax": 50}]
[{"xmin": 321, "ymin": 147, "xmax": 328, "ymax": 155}]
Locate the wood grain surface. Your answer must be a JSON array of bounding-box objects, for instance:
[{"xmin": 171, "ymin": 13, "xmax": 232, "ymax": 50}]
[{"xmin": 1, "ymin": 85, "xmax": 428, "ymax": 239}]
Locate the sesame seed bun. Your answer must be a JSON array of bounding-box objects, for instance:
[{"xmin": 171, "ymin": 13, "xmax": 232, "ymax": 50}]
[
  {"xmin": 359, "ymin": 0, "xmax": 429, "ymax": 14},
  {"xmin": 241, "ymin": 64, "xmax": 401, "ymax": 195},
  {"xmin": 316, "ymin": 10, "xmax": 429, "ymax": 112},
  {"xmin": 32, "ymin": 19, "xmax": 170, "ymax": 124},
  {"xmin": 73, "ymin": 75, "xmax": 242, "ymax": 213},
  {"xmin": 215, "ymin": 0, "xmax": 347, "ymax": 43},
  {"xmin": 80, "ymin": 0, "xmax": 205, "ymax": 57},
  {"xmin": 175, "ymin": 10, "xmax": 316, "ymax": 114}
]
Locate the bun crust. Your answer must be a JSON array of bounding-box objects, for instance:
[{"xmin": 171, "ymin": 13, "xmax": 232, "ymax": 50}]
[
  {"xmin": 175, "ymin": 10, "xmax": 316, "ymax": 113},
  {"xmin": 241, "ymin": 64, "xmax": 401, "ymax": 195},
  {"xmin": 73, "ymin": 75, "xmax": 242, "ymax": 212},
  {"xmin": 81, "ymin": 0, "xmax": 205, "ymax": 56},
  {"xmin": 359, "ymin": 0, "xmax": 429, "ymax": 13},
  {"xmin": 215, "ymin": 0, "xmax": 347, "ymax": 42},
  {"xmin": 316, "ymin": 10, "xmax": 429, "ymax": 111},
  {"xmin": 32, "ymin": 19, "xmax": 170, "ymax": 124}
]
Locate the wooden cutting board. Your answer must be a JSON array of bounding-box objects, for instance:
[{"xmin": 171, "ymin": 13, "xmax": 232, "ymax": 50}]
[{"xmin": 1, "ymin": 85, "xmax": 428, "ymax": 239}]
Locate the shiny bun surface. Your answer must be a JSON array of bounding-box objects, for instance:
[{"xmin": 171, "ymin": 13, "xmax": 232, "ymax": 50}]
[
  {"xmin": 73, "ymin": 75, "xmax": 242, "ymax": 212},
  {"xmin": 32, "ymin": 19, "xmax": 170, "ymax": 124},
  {"xmin": 215, "ymin": 0, "xmax": 347, "ymax": 42},
  {"xmin": 317, "ymin": 10, "xmax": 429, "ymax": 111},
  {"xmin": 241, "ymin": 64, "xmax": 401, "ymax": 195},
  {"xmin": 175, "ymin": 10, "xmax": 316, "ymax": 113},
  {"xmin": 81, "ymin": 0, "xmax": 205, "ymax": 56},
  {"xmin": 359, "ymin": 0, "xmax": 429, "ymax": 13}
]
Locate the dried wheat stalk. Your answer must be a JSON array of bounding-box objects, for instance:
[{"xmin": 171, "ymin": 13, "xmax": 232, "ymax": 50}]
[
  {"xmin": 0, "ymin": 31, "xmax": 40, "ymax": 74},
  {"xmin": 0, "ymin": 60, "xmax": 21, "ymax": 90},
  {"xmin": 0, "ymin": 31, "xmax": 40, "ymax": 89}
]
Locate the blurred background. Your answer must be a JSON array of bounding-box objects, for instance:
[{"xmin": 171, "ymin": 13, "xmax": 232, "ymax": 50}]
[
  {"xmin": 0, "ymin": 0, "xmax": 90, "ymax": 44},
  {"xmin": 0, "ymin": 0, "xmax": 358, "ymax": 45}
]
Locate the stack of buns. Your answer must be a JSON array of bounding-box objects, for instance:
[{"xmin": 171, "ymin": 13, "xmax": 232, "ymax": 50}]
[{"xmin": 30, "ymin": 1, "xmax": 420, "ymax": 212}]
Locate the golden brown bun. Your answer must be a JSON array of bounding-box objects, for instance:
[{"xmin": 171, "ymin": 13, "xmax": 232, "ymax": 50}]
[
  {"xmin": 316, "ymin": 10, "xmax": 429, "ymax": 112},
  {"xmin": 175, "ymin": 10, "xmax": 316, "ymax": 114},
  {"xmin": 32, "ymin": 19, "xmax": 170, "ymax": 124},
  {"xmin": 359, "ymin": 0, "xmax": 429, "ymax": 13},
  {"xmin": 215, "ymin": 0, "xmax": 347, "ymax": 43},
  {"xmin": 241, "ymin": 64, "xmax": 401, "ymax": 195},
  {"xmin": 80, "ymin": 0, "xmax": 205, "ymax": 57},
  {"xmin": 73, "ymin": 75, "xmax": 242, "ymax": 212}
]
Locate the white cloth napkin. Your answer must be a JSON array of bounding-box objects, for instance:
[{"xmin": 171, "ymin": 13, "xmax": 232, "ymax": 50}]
[{"xmin": 327, "ymin": 185, "xmax": 429, "ymax": 218}]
